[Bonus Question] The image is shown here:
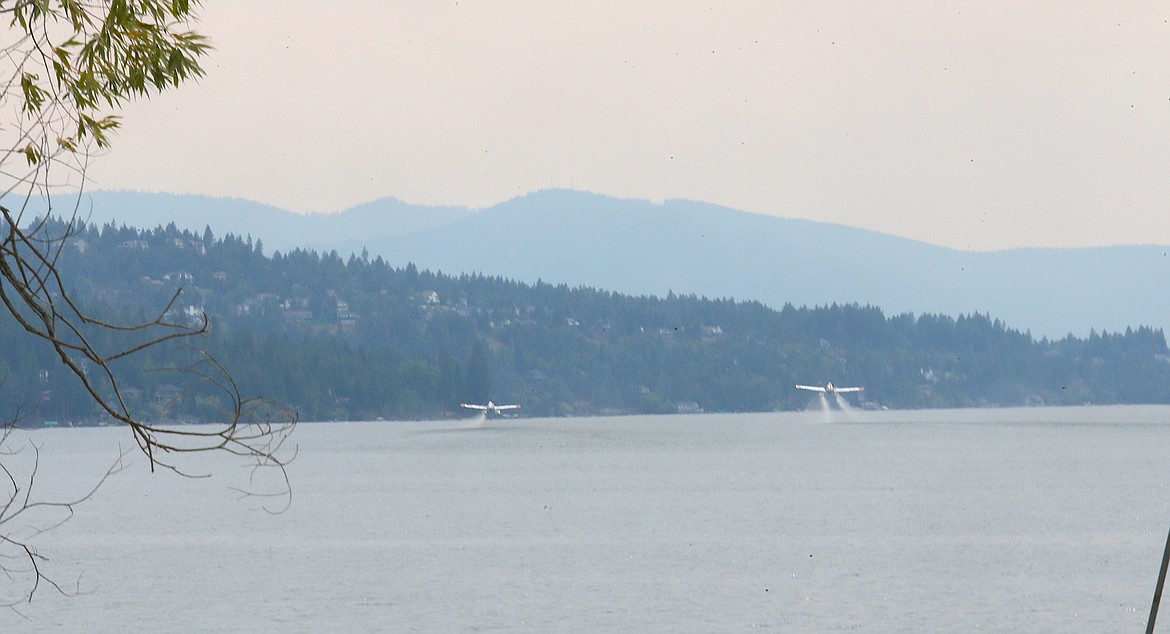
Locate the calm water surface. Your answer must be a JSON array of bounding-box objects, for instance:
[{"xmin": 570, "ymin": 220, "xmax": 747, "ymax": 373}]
[{"xmin": 6, "ymin": 406, "xmax": 1170, "ymax": 632}]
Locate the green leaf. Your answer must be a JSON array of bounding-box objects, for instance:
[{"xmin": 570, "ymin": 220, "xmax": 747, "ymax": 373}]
[{"xmin": 23, "ymin": 143, "xmax": 42, "ymax": 165}]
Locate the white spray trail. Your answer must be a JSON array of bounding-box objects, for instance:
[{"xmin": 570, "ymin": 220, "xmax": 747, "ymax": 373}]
[
  {"xmin": 818, "ymin": 392, "xmax": 833, "ymax": 422},
  {"xmin": 469, "ymin": 411, "xmax": 488, "ymax": 428}
]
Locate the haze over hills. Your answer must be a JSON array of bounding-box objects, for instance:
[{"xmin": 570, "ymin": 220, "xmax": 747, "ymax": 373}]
[
  {"xmin": 39, "ymin": 191, "xmax": 475, "ymax": 251},
  {"xmin": 38, "ymin": 189, "xmax": 1170, "ymax": 339}
]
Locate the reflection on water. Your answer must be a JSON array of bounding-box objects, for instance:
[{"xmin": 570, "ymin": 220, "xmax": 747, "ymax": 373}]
[{"xmin": 7, "ymin": 405, "xmax": 1170, "ymax": 632}]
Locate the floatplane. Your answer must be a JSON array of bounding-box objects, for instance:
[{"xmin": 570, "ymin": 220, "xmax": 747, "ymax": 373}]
[
  {"xmin": 795, "ymin": 382, "xmax": 863, "ymax": 395},
  {"xmin": 459, "ymin": 401, "xmax": 521, "ymax": 416},
  {"xmin": 796, "ymin": 382, "xmax": 864, "ymax": 410}
]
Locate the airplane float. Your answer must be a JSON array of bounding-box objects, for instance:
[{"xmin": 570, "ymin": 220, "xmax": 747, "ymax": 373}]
[
  {"xmin": 459, "ymin": 401, "xmax": 521, "ymax": 416},
  {"xmin": 795, "ymin": 382, "xmax": 864, "ymax": 395}
]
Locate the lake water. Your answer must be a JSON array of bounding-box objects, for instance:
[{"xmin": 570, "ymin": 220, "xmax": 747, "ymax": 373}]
[{"xmin": 5, "ymin": 406, "xmax": 1170, "ymax": 632}]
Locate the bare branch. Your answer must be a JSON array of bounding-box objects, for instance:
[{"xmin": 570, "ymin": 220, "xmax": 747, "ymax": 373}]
[
  {"xmin": 0, "ymin": 431, "xmax": 130, "ymax": 607},
  {"xmin": 0, "ymin": 0, "xmax": 296, "ymax": 606}
]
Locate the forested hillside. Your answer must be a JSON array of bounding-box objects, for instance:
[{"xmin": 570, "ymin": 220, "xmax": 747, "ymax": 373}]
[
  {"xmin": 10, "ymin": 219, "xmax": 1170, "ymax": 424},
  {"xmin": 57, "ymin": 190, "xmax": 1170, "ymax": 339}
]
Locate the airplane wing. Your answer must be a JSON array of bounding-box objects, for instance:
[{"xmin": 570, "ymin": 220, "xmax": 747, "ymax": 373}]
[
  {"xmin": 834, "ymin": 387, "xmax": 864, "ymax": 393},
  {"xmin": 795, "ymin": 384, "xmax": 827, "ymax": 393},
  {"xmin": 494, "ymin": 404, "xmax": 521, "ymax": 410},
  {"xmin": 460, "ymin": 403, "xmax": 489, "ymax": 410}
]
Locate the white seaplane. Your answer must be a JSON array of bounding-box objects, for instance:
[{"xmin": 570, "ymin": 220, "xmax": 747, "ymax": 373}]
[
  {"xmin": 460, "ymin": 401, "xmax": 521, "ymax": 416},
  {"xmin": 795, "ymin": 382, "xmax": 864, "ymax": 395}
]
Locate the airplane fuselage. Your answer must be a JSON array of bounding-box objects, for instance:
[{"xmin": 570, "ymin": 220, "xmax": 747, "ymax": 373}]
[
  {"xmin": 795, "ymin": 382, "xmax": 864, "ymax": 395},
  {"xmin": 460, "ymin": 400, "xmax": 521, "ymax": 416}
]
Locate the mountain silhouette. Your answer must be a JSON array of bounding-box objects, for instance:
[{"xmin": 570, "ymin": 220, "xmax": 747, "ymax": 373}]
[{"xmin": 38, "ymin": 189, "xmax": 1170, "ymax": 339}]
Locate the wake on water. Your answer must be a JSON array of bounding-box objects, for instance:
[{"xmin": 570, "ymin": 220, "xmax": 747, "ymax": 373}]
[{"xmin": 804, "ymin": 392, "xmax": 857, "ymax": 423}]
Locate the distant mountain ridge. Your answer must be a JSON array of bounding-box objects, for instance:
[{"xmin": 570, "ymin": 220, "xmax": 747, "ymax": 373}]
[
  {"xmin": 38, "ymin": 191, "xmax": 474, "ymax": 251},
  {"xmin": 34, "ymin": 189, "xmax": 1170, "ymax": 339}
]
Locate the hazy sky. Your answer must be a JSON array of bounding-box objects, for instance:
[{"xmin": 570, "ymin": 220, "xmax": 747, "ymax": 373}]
[{"xmin": 84, "ymin": 1, "xmax": 1170, "ymax": 251}]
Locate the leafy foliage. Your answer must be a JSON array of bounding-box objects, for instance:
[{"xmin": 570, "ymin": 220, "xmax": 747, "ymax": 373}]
[
  {"xmin": 0, "ymin": 1, "xmax": 290, "ymax": 477},
  {"xmin": 4, "ymin": 0, "xmax": 209, "ymax": 163},
  {"xmin": 0, "ymin": 4, "xmax": 295, "ymax": 609}
]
